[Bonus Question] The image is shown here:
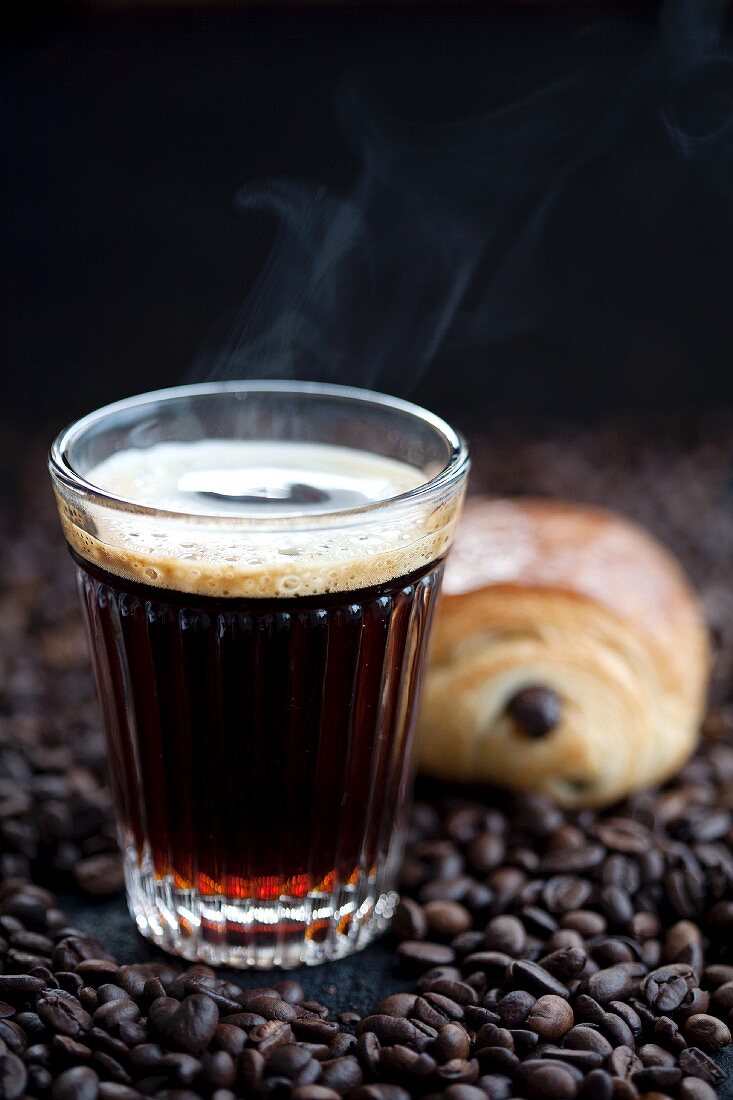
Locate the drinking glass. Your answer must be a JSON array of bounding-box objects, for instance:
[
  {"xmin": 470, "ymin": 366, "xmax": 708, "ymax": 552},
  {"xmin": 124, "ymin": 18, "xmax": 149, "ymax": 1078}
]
[{"xmin": 49, "ymin": 381, "xmax": 468, "ymax": 968}]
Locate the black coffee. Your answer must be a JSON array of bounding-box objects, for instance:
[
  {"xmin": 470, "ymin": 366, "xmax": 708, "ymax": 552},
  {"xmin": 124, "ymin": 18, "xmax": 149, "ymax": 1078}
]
[{"xmin": 75, "ymin": 551, "xmax": 443, "ymax": 904}]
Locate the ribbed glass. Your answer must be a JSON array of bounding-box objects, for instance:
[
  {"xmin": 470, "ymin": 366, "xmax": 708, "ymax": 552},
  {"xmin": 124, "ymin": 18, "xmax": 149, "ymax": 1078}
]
[{"xmin": 76, "ymin": 555, "xmax": 442, "ymax": 968}]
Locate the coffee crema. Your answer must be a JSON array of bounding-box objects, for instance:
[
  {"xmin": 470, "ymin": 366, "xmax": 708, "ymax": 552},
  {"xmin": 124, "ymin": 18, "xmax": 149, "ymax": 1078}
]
[{"xmin": 59, "ymin": 440, "xmax": 457, "ymax": 599}]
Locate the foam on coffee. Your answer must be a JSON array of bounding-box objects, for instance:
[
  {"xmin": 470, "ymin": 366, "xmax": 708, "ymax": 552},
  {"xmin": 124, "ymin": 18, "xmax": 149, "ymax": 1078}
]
[{"xmin": 59, "ymin": 440, "xmax": 459, "ymax": 598}]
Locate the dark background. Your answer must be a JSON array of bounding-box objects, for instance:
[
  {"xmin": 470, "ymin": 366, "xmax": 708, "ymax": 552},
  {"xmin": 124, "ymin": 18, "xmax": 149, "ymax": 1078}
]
[{"xmin": 3, "ymin": 1, "xmax": 733, "ymax": 434}]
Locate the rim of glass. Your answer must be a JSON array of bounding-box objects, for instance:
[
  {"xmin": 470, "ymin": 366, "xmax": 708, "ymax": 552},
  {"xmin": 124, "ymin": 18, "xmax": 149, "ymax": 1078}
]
[{"xmin": 49, "ymin": 380, "xmax": 470, "ymax": 528}]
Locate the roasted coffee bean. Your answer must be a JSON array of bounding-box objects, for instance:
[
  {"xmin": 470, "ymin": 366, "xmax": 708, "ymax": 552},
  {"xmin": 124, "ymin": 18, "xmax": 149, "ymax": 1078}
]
[
  {"xmin": 562, "ymin": 911, "xmax": 607, "ymax": 937},
  {"xmin": 508, "ymin": 961, "xmax": 569, "ymax": 998},
  {"xmin": 683, "ymin": 1013, "xmax": 731, "ymax": 1050},
  {"xmin": 357, "ymin": 1016, "xmax": 418, "ymax": 1047},
  {"xmin": 544, "ymin": 877, "xmax": 593, "ymax": 914},
  {"xmin": 351, "ymin": 1086, "xmax": 411, "ymax": 1100},
  {"xmin": 643, "ymin": 966, "xmax": 696, "ymax": 1013},
  {"xmin": 475, "ymin": 1072, "xmax": 513, "ymax": 1099},
  {"xmin": 51, "ymin": 1065, "xmax": 100, "ymax": 1100},
  {"xmin": 599, "ymin": 1012, "xmax": 635, "ymax": 1049},
  {"xmin": 0, "ymin": 1052, "xmax": 27, "ymax": 1100},
  {"xmin": 251, "ymin": 1021, "xmax": 295, "ymax": 1054},
  {"xmin": 37, "ymin": 990, "xmax": 92, "ymax": 1037},
  {"xmin": 563, "ymin": 1027, "xmax": 613, "ymax": 1059},
  {"xmin": 158, "ymin": 994, "xmax": 218, "ymax": 1055},
  {"xmin": 375, "ymin": 994, "xmax": 416, "ymax": 1018},
  {"xmin": 677, "ymin": 1077, "xmax": 719, "ymax": 1100},
  {"xmin": 545, "ymin": 1050, "xmax": 604, "ymax": 1073},
  {"xmin": 484, "ymin": 914, "xmax": 527, "ymax": 955},
  {"xmin": 606, "ymin": 1001, "xmax": 641, "ymax": 1038},
  {"xmin": 496, "ymin": 990, "xmax": 536, "ymax": 1027},
  {"xmin": 265, "ymin": 1043, "xmax": 314, "ymax": 1078},
  {"xmin": 291, "ymin": 1019, "xmax": 340, "ymax": 1043},
  {"xmin": 577, "ymin": 1068, "xmax": 614, "ymax": 1100},
  {"xmin": 396, "ymin": 941, "xmax": 455, "ymax": 971},
  {"xmin": 607, "ymin": 1047, "xmax": 642, "ymax": 1080},
  {"xmin": 539, "ymin": 947, "xmax": 587, "ymax": 981},
  {"xmin": 638, "ymin": 1044, "xmax": 676, "ymax": 1067},
  {"xmin": 526, "ymin": 996, "xmax": 574, "ymax": 1040},
  {"xmin": 427, "ymin": 980, "xmax": 477, "ymax": 1006},
  {"xmin": 526, "ymin": 1062, "xmax": 578, "ymax": 1098},
  {"xmin": 631, "ymin": 1066, "xmax": 682, "ymax": 1091},
  {"xmin": 586, "ymin": 965, "xmax": 642, "ymax": 1005},
  {"xmin": 424, "ymin": 901, "xmax": 472, "ymax": 937},
  {"xmin": 355, "ymin": 1032, "xmax": 381, "ymax": 1077},
  {"xmin": 468, "ymin": 835, "xmax": 506, "ymax": 875},
  {"xmin": 291, "ymin": 1088, "xmax": 341, "ymax": 1100},
  {"xmin": 654, "ymin": 1017, "xmax": 687, "ymax": 1053},
  {"xmin": 433, "ymin": 1023, "xmax": 470, "ymax": 1063},
  {"xmin": 240, "ymin": 1048, "xmax": 265, "ymax": 1089},
  {"xmin": 393, "ymin": 899, "xmax": 427, "ymax": 941}
]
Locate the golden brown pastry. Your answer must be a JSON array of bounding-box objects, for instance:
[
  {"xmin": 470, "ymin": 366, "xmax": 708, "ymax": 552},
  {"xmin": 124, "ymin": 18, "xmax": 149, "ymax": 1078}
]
[{"xmin": 418, "ymin": 498, "xmax": 710, "ymax": 808}]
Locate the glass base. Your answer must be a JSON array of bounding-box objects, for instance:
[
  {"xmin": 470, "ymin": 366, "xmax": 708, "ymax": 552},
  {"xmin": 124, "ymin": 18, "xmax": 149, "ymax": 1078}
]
[{"xmin": 123, "ymin": 849, "xmax": 398, "ymax": 969}]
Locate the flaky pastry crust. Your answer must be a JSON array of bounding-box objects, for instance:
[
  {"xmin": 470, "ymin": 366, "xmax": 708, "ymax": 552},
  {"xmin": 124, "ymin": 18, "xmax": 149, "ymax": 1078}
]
[{"xmin": 418, "ymin": 498, "xmax": 710, "ymax": 808}]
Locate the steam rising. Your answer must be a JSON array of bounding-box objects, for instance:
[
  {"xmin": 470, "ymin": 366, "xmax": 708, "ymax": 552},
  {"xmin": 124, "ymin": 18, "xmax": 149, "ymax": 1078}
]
[{"xmin": 195, "ymin": 0, "xmax": 733, "ymax": 394}]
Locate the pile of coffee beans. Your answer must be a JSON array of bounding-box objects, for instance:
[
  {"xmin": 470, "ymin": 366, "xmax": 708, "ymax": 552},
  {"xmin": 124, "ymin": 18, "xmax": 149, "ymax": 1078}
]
[{"xmin": 2, "ymin": 417, "xmax": 733, "ymax": 1098}]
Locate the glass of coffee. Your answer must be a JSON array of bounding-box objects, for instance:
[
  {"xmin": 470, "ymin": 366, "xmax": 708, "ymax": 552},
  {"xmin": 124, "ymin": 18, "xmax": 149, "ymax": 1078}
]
[{"xmin": 49, "ymin": 381, "xmax": 469, "ymax": 968}]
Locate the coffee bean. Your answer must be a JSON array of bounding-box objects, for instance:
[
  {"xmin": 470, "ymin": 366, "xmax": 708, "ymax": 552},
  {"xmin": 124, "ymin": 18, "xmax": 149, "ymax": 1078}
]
[
  {"xmin": 643, "ymin": 966, "xmax": 696, "ymax": 1013},
  {"xmin": 578, "ymin": 1068, "xmax": 614, "ymax": 1100},
  {"xmin": 424, "ymin": 901, "xmax": 472, "ymax": 937},
  {"xmin": 240, "ymin": 1048, "xmax": 265, "ymax": 1088},
  {"xmin": 37, "ymin": 990, "xmax": 92, "ymax": 1037},
  {"xmin": 606, "ymin": 1001, "xmax": 641, "ymax": 1038},
  {"xmin": 433, "ymin": 1023, "xmax": 470, "ymax": 1062},
  {"xmin": 0, "ymin": 974, "xmax": 46, "ymax": 1000},
  {"xmin": 544, "ymin": 877, "xmax": 593, "ymax": 914},
  {"xmin": 375, "ymin": 994, "xmax": 416, "ymax": 1019},
  {"xmin": 393, "ymin": 899, "xmax": 427, "ymax": 941},
  {"xmin": 586, "ymin": 966, "xmax": 641, "ymax": 1005},
  {"xmin": 475, "ymin": 1073, "xmax": 513, "ymax": 1099},
  {"xmin": 291, "ymin": 1019, "xmax": 340, "ymax": 1043},
  {"xmin": 159, "ymin": 994, "xmax": 218, "ymax": 1055},
  {"xmin": 545, "ymin": 1050, "xmax": 604, "ymax": 1073},
  {"xmin": 562, "ymin": 911, "xmax": 607, "ymax": 937},
  {"xmin": 638, "ymin": 1045, "xmax": 675, "ymax": 1067},
  {"xmin": 357, "ymin": 1016, "xmax": 418, "ymax": 1047},
  {"xmin": 351, "ymin": 1086, "xmax": 411, "ymax": 1100},
  {"xmin": 526, "ymin": 996, "xmax": 574, "ymax": 1040},
  {"xmin": 51, "ymin": 1065, "xmax": 99, "ymax": 1100},
  {"xmin": 677, "ymin": 1047, "xmax": 725, "ymax": 1085},
  {"xmin": 426, "ymin": 980, "xmax": 477, "ymax": 1006},
  {"xmin": 654, "ymin": 1016, "xmax": 687, "ymax": 1053},
  {"xmin": 468, "ymin": 834, "xmax": 505, "ymax": 874},
  {"xmin": 496, "ymin": 990, "xmax": 536, "ymax": 1028},
  {"xmin": 607, "ymin": 1047, "xmax": 642, "ymax": 1080},
  {"xmin": 677, "ymin": 1077, "xmax": 719, "ymax": 1100},
  {"xmin": 0, "ymin": 1053, "xmax": 27, "ymax": 1100},
  {"xmin": 683, "ymin": 1013, "xmax": 731, "ymax": 1050},
  {"xmin": 396, "ymin": 941, "xmax": 455, "ymax": 971},
  {"xmin": 539, "ymin": 947, "xmax": 587, "ymax": 981},
  {"xmin": 509, "ymin": 961, "xmax": 569, "ymax": 998},
  {"xmin": 526, "ymin": 1062, "xmax": 578, "ymax": 1098},
  {"xmin": 291, "ymin": 1088, "xmax": 341, "ymax": 1100},
  {"xmin": 563, "ymin": 1027, "xmax": 613, "ymax": 1059},
  {"xmin": 507, "ymin": 686, "xmax": 563, "ymax": 738},
  {"xmin": 599, "ymin": 1012, "xmax": 635, "ymax": 1049},
  {"xmin": 632, "ymin": 1066, "xmax": 682, "ymax": 1091},
  {"xmin": 542, "ymin": 846, "xmax": 606, "ymax": 875}
]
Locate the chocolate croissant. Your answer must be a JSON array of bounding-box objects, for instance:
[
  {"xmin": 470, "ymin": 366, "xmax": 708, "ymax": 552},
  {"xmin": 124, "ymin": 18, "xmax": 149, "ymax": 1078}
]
[{"xmin": 418, "ymin": 498, "xmax": 710, "ymax": 808}]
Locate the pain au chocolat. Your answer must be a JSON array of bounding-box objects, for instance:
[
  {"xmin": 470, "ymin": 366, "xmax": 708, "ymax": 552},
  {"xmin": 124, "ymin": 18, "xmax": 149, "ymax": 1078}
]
[{"xmin": 417, "ymin": 498, "xmax": 710, "ymax": 808}]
